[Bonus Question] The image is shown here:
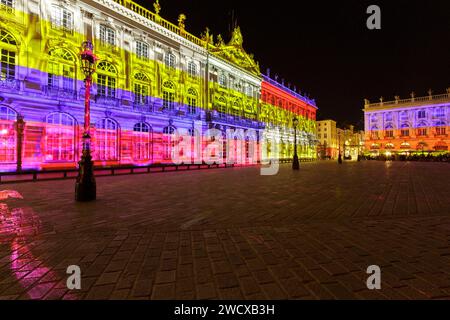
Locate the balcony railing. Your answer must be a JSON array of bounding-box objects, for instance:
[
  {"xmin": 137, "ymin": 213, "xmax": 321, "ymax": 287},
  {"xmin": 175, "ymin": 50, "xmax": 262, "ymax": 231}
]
[
  {"xmin": 95, "ymin": 95, "xmax": 119, "ymax": 107},
  {"xmin": 45, "ymin": 86, "xmax": 77, "ymax": 99},
  {"xmin": 366, "ymin": 92, "xmax": 450, "ymax": 108},
  {"xmin": 0, "ymin": 79, "xmax": 19, "ymax": 91},
  {"xmin": 111, "ymin": 0, "xmax": 205, "ymax": 47}
]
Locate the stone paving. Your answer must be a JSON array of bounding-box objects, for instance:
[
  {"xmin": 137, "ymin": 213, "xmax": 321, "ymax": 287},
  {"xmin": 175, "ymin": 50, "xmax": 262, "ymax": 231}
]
[{"xmin": 0, "ymin": 161, "xmax": 450, "ymax": 300}]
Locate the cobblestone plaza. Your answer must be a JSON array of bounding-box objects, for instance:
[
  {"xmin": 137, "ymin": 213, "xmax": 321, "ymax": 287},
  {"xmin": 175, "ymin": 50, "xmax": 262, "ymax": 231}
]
[{"xmin": 0, "ymin": 161, "xmax": 449, "ymax": 300}]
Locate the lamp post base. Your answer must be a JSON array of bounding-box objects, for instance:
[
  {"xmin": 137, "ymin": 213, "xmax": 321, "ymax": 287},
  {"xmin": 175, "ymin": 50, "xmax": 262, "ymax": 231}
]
[
  {"xmin": 338, "ymin": 154, "xmax": 343, "ymax": 164},
  {"xmin": 75, "ymin": 149, "xmax": 96, "ymax": 202},
  {"xmin": 292, "ymin": 154, "xmax": 300, "ymax": 170}
]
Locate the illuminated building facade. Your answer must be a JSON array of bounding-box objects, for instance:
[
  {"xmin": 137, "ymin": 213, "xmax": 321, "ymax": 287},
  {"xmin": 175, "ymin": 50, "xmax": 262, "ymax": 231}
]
[
  {"xmin": 364, "ymin": 89, "xmax": 450, "ymax": 156},
  {"xmin": 0, "ymin": 0, "xmax": 317, "ymax": 172}
]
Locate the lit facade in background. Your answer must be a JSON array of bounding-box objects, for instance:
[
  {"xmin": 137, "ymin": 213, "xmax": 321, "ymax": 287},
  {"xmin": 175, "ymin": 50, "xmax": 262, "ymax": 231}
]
[
  {"xmin": 316, "ymin": 120, "xmax": 365, "ymax": 160},
  {"xmin": 364, "ymin": 90, "xmax": 450, "ymax": 156},
  {"xmin": 0, "ymin": 0, "xmax": 317, "ymax": 172}
]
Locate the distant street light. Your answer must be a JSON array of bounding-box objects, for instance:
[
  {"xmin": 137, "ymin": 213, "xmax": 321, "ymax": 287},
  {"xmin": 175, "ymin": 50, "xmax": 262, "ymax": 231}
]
[
  {"xmin": 292, "ymin": 117, "xmax": 300, "ymax": 170},
  {"xmin": 75, "ymin": 41, "xmax": 98, "ymax": 202}
]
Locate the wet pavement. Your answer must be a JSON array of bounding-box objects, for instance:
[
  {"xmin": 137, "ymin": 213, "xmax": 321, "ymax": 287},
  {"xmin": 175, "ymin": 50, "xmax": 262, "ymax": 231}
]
[{"xmin": 0, "ymin": 161, "xmax": 450, "ymax": 300}]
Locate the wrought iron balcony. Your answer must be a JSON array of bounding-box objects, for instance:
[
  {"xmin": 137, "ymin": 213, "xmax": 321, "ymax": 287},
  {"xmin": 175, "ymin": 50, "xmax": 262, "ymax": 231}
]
[
  {"xmin": 0, "ymin": 78, "xmax": 19, "ymax": 91},
  {"xmin": 45, "ymin": 85, "xmax": 77, "ymax": 99},
  {"xmin": 95, "ymin": 94, "xmax": 119, "ymax": 107}
]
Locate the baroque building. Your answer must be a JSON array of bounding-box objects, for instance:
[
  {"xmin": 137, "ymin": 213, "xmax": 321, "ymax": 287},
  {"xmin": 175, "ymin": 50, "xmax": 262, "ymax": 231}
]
[
  {"xmin": 364, "ymin": 89, "xmax": 450, "ymax": 156},
  {"xmin": 0, "ymin": 0, "xmax": 317, "ymax": 172}
]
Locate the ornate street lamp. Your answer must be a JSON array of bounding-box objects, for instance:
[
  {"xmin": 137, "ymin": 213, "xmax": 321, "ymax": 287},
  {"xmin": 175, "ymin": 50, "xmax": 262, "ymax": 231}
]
[
  {"xmin": 75, "ymin": 41, "xmax": 98, "ymax": 202},
  {"xmin": 292, "ymin": 117, "xmax": 300, "ymax": 170},
  {"xmin": 338, "ymin": 130, "xmax": 343, "ymax": 164}
]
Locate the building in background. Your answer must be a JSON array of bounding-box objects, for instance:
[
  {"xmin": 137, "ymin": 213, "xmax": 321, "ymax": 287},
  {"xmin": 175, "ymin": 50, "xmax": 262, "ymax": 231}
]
[
  {"xmin": 364, "ymin": 89, "xmax": 449, "ymax": 157},
  {"xmin": 0, "ymin": 0, "xmax": 317, "ymax": 172},
  {"xmin": 316, "ymin": 121, "xmax": 364, "ymax": 160}
]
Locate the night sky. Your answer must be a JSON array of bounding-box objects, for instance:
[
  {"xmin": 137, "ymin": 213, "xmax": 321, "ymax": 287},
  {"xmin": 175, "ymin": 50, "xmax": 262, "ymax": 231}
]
[{"xmin": 135, "ymin": 0, "xmax": 450, "ymax": 129}]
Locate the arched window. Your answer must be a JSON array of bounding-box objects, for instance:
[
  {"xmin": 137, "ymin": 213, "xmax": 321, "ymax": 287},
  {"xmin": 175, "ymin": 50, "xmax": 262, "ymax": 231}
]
[
  {"xmin": 231, "ymin": 100, "xmax": 241, "ymax": 117},
  {"xmin": 370, "ymin": 126, "xmax": 379, "ymax": 140},
  {"xmin": 435, "ymin": 121, "xmax": 446, "ymax": 136},
  {"xmin": 45, "ymin": 112, "xmax": 76, "ymax": 162},
  {"xmin": 96, "ymin": 118, "xmax": 119, "ymax": 161},
  {"xmin": 186, "ymin": 88, "xmax": 197, "ymax": 114},
  {"xmin": 216, "ymin": 96, "xmax": 227, "ymax": 115},
  {"xmin": 385, "ymin": 124, "xmax": 394, "ymax": 138},
  {"xmin": 163, "ymin": 126, "xmax": 176, "ymax": 160},
  {"xmin": 133, "ymin": 122, "xmax": 152, "ymax": 161},
  {"xmin": 187, "ymin": 61, "xmax": 197, "ymax": 77},
  {"xmin": 417, "ymin": 121, "xmax": 428, "ymax": 136},
  {"xmin": 48, "ymin": 48, "xmax": 76, "ymax": 92},
  {"xmin": 133, "ymin": 72, "xmax": 150, "ymax": 106},
  {"xmin": 400, "ymin": 123, "xmax": 410, "ymax": 137},
  {"xmin": 162, "ymin": 81, "xmax": 176, "ymax": 111},
  {"xmin": 0, "ymin": 105, "xmax": 17, "ymax": 163},
  {"xmin": 0, "ymin": 30, "xmax": 17, "ymax": 82},
  {"xmin": 97, "ymin": 62, "xmax": 117, "ymax": 98},
  {"xmin": 164, "ymin": 52, "xmax": 176, "ymax": 68}
]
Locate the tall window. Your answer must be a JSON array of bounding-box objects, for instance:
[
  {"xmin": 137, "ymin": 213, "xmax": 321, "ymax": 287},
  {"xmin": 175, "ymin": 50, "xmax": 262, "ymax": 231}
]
[
  {"xmin": 216, "ymin": 96, "xmax": 227, "ymax": 115},
  {"xmin": 385, "ymin": 113, "xmax": 393, "ymax": 122},
  {"xmin": 162, "ymin": 81, "xmax": 176, "ymax": 111},
  {"xmin": 51, "ymin": 6, "xmax": 73, "ymax": 32},
  {"xmin": 164, "ymin": 52, "xmax": 176, "ymax": 68},
  {"xmin": 417, "ymin": 122, "xmax": 427, "ymax": 137},
  {"xmin": 133, "ymin": 73, "xmax": 149, "ymax": 105},
  {"xmin": 100, "ymin": 25, "xmax": 115, "ymax": 46},
  {"xmin": 400, "ymin": 111, "xmax": 408, "ymax": 122},
  {"xmin": 47, "ymin": 48, "xmax": 76, "ymax": 91},
  {"xmin": 133, "ymin": 122, "xmax": 151, "ymax": 161},
  {"xmin": 163, "ymin": 126, "xmax": 176, "ymax": 160},
  {"xmin": 417, "ymin": 110, "xmax": 426, "ymax": 119},
  {"xmin": 231, "ymin": 100, "xmax": 241, "ymax": 118},
  {"xmin": 186, "ymin": 88, "xmax": 197, "ymax": 114},
  {"xmin": 218, "ymin": 73, "xmax": 227, "ymax": 87},
  {"xmin": 96, "ymin": 118, "xmax": 119, "ymax": 161},
  {"xmin": 45, "ymin": 113, "xmax": 76, "ymax": 162},
  {"xmin": 187, "ymin": 61, "xmax": 197, "ymax": 78},
  {"xmin": 136, "ymin": 40, "xmax": 148, "ymax": 59},
  {"xmin": 0, "ymin": 30, "xmax": 16, "ymax": 82},
  {"xmin": 0, "ymin": 105, "xmax": 17, "ymax": 163},
  {"xmin": 370, "ymin": 126, "xmax": 379, "ymax": 140},
  {"xmin": 436, "ymin": 121, "xmax": 446, "ymax": 136},
  {"xmin": 435, "ymin": 107, "xmax": 445, "ymax": 118},
  {"xmin": 400, "ymin": 124, "xmax": 410, "ymax": 137},
  {"xmin": 97, "ymin": 62, "xmax": 117, "ymax": 98},
  {"xmin": 385, "ymin": 124, "xmax": 394, "ymax": 138}
]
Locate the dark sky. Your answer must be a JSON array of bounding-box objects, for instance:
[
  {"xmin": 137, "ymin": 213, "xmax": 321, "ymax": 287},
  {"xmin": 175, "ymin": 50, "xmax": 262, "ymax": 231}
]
[{"xmin": 135, "ymin": 0, "xmax": 450, "ymax": 129}]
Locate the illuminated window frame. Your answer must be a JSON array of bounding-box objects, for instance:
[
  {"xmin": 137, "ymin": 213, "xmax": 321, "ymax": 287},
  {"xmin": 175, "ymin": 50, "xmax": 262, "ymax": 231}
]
[
  {"xmin": 186, "ymin": 88, "xmax": 197, "ymax": 114},
  {"xmin": 51, "ymin": 6, "xmax": 74, "ymax": 33},
  {"xmin": 0, "ymin": 105, "xmax": 17, "ymax": 163},
  {"xmin": 136, "ymin": 40, "xmax": 149, "ymax": 60},
  {"xmin": 133, "ymin": 122, "xmax": 152, "ymax": 161},
  {"xmin": 45, "ymin": 112, "xmax": 77, "ymax": 162},
  {"xmin": 100, "ymin": 25, "xmax": 116, "ymax": 46},
  {"xmin": 96, "ymin": 118, "xmax": 119, "ymax": 161}
]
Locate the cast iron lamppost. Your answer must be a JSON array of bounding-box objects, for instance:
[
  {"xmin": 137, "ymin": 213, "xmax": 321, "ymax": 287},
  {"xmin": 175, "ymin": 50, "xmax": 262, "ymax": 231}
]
[
  {"xmin": 15, "ymin": 114, "xmax": 25, "ymax": 172},
  {"xmin": 75, "ymin": 41, "xmax": 97, "ymax": 202},
  {"xmin": 292, "ymin": 117, "xmax": 300, "ymax": 170},
  {"xmin": 338, "ymin": 130, "xmax": 343, "ymax": 164}
]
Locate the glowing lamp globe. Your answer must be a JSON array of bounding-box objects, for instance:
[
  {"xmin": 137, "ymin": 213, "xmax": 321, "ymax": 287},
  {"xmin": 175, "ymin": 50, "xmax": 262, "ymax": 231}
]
[{"xmin": 80, "ymin": 41, "xmax": 97, "ymax": 78}]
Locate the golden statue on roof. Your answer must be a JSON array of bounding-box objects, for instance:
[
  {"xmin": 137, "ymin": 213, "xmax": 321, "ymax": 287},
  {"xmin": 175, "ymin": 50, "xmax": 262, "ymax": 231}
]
[
  {"xmin": 153, "ymin": 0, "xmax": 161, "ymax": 15},
  {"xmin": 210, "ymin": 26, "xmax": 260, "ymax": 76}
]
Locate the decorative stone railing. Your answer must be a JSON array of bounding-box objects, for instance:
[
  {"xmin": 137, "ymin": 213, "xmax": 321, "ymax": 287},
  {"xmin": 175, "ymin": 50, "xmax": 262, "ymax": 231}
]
[{"xmin": 365, "ymin": 91, "xmax": 450, "ymax": 108}]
